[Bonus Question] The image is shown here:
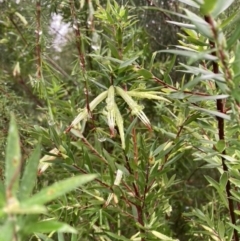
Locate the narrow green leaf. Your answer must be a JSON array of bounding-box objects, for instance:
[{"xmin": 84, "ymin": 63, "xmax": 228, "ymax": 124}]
[
  {"xmin": 0, "ymin": 220, "xmax": 14, "ymax": 241},
  {"xmin": 186, "ymin": 36, "xmax": 208, "ymax": 46},
  {"xmin": 114, "ymin": 103, "xmax": 125, "ymax": 149},
  {"xmin": 4, "ymin": 204, "xmax": 47, "ymax": 215},
  {"xmin": 149, "ymin": 51, "xmax": 158, "ymax": 70},
  {"xmin": 230, "ymin": 178, "xmax": 240, "ymax": 187},
  {"xmin": 19, "ymin": 144, "xmax": 41, "ymax": 201},
  {"xmin": 167, "ymin": 21, "xmax": 196, "ymax": 29},
  {"xmin": 89, "ymin": 54, "xmax": 123, "ymax": 64},
  {"xmin": 125, "ymin": 117, "xmax": 138, "ymax": 152},
  {"xmin": 205, "ymin": 175, "xmax": 220, "ymax": 190},
  {"xmin": 216, "ymin": 140, "xmax": 226, "ymax": 153},
  {"xmin": 184, "ymin": 9, "xmax": 213, "ymax": 39},
  {"xmin": 220, "ymin": 155, "xmax": 237, "ymax": 162},
  {"xmin": 164, "ymin": 56, "xmax": 176, "ymax": 83},
  {"xmin": 58, "ymin": 232, "xmax": 65, "ymax": 241},
  {"xmin": 211, "ymin": 0, "xmax": 235, "ymax": 18},
  {"xmin": 232, "ymin": 43, "xmax": 240, "ymax": 76},
  {"xmin": 231, "ymin": 189, "xmax": 240, "ymax": 200},
  {"xmin": 184, "ymin": 113, "xmax": 201, "ymax": 125},
  {"xmin": 151, "ymin": 230, "xmax": 177, "ymax": 241},
  {"xmin": 228, "ymin": 28, "xmax": 240, "ymax": 50},
  {"xmin": 221, "ymin": 9, "xmax": 239, "ymax": 29},
  {"xmin": 159, "ymin": 49, "xmax": 217, "ymax": 61},
  {"xmin": 23, "ymin": 220, "xmax": 77, "ymax": 234},
  {"xmin": 49, "ymin": 125, "xmax": 61, "ymax": 147},
  {"xmin": 70, "ymin": 234, "xmax": 78, "ymax": 241},
  {"xmin": 153, "ymin": 142, "xmax": 172, "ymax": 156},
  {"xmin": 183, "ymin": 73, "xmax": 224, "ymax": 89},
  {"xmin": 5, "ymin": 114, "xmax": 21, "ymax": 197},
  {"xmin": 119, "ymin": 56, "xmax": 139, "ymax": 69},
  {"xmin": 107, "ymin": 40, "xmax": 120, "ymax": 58},
  {"xmin": 220, "ymin": 172, "xmax": 228, "ymax": 188},
  {"xmin": 0, "ymin": 179, "xmax": 5, "ymax": 209},
  {"xmin": 189, "ymin": 106, "xmax": 230, "ymax": 120},
  {"xmin": 136, "ymin": 69, "xmax": 153, "ymax": 79},
  {"xmin": 188, "ymin": 95, "xmax": 229, "ymax": 102},
  {"xmin": 105, "ymin": 231, "xmax": 131, "ymax": 241},
  {"xmin": 22, "ymin": 175, "xmax": 96, "ymax": 206},
  {"xmin": 179, "ymin": 0, "xmax": 199, "ymax": 8},
  {"xmin": 34, "ymin": 233, "xmax": 55, "ymax": 241},
  {"xmin": 227, "ymin": 223, "xmax": 240, "ymax": 234}
]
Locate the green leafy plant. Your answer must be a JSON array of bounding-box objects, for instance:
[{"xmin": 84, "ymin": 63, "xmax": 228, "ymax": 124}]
[
  {"xmin": 3, "ymin": 0, "xmax": 240, "ymax": 240},
  {"xmin": 0, "ymin": 114, "xmax": 96, "ymax": 241}
]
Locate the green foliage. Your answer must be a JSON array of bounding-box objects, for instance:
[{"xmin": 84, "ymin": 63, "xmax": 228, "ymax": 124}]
[
  {"xmin": 2, "ymin": 0, "xmax": 240, "ymax": 241},
  {"xmin": 0, "ymin": 114, "xmax": 96, "ymax": 240}
]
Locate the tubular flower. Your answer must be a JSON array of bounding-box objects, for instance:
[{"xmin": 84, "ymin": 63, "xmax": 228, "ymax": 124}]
[
  {"xmin": 114, "ymin": 103, "xmax": 125, "ymax": 149},
  {"xmin": 69, "ymin": 90, "xmax": 108, "ymax": 129},
  {"xmin": 115, "ymin": 86, "xmax": 151, "ymax": 129},
  {"xmin": 127, "ymin": 91, "xmax": 171, "ymax": 102},
  {"xmin": 106, "ymin": 86, "xmax": 116, "ymax": 136},
  {"xmin": 38, "ymin": 148, "xmax": 60, "ymax": 175}
]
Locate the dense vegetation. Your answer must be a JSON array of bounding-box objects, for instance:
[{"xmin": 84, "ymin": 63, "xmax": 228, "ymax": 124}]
[{"xmin": 1, "ymin": 0, "xmax": 240, "ymax": 241}]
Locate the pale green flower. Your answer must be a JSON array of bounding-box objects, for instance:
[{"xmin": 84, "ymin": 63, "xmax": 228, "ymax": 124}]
[
  {"xmin": 115, "ymin": 86, "xmax": 151, "ymax": 128},
  {"xmin": 70, "ymin": 90, "xmax": 108, "ymax": 128},
  {"xmin": 106, "ymin": 86, "xmax": 116, "ymax": 136},
  {"xmin": 67, "ymin": 86, "xmax": 169, "ymax": 148},
  {"xmin": 114, "ymin": 103, "xmax": 125, "ymax": 149},
  {"xmin": 127, "ymin": 91, "xmax": 171, "ymax": 102},
  {"xmin": 38, "ymin": 148, "xmax": 59, "ymax": 175}
]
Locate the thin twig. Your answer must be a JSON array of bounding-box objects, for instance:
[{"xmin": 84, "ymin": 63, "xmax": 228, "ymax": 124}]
[
  {"xmin": 36, "ymin": 1, "xmax": 42, "ymax": 79},
  {"xmin": 153, "ymin": 76, "xmax": 210, "ymax": 96},
  {"xmin": 69, "ymin": 0, "xmax": 92, "ymax": 117}
]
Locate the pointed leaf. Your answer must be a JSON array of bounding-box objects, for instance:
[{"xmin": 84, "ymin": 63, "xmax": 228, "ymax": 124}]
[
  {"xmin": 188, "ymin": 95, "xmax": 229, "ymax": 102},
  {"xmin": 167, "ymin": 21, "xmax": 196, "ymax": 29},
  {"xmin": 0, "ymin": 220, "xmax": 14, "ymax": 241},
  {"xmin": 216, "ymin": 140, "xmax": 226, "ymax": 153},
  {"xmin": 22, "ymin": 175, "xmax": 96, "ymax": 206},
  {"xmin": 211, "ymin": 0, "xmax": 235, "ymax": 18},
  {"xmin": 105, "ymin": 231, "xmax": 131, "ymax": 241},
  {"xmin": 189, "ymin": 106, "xmax": 230, "ymax": 120},
  {"xmin": 119, "ymin": 56, "xmax": 139, "ymax": 69},
  {"xmin": 159, "ymin": 49, "xmax": 217, "ymax": 61},
  {"xmin": 179, "ymin": 0, "xmax": 199, "ymax": 8},
  {"xmin": 152, "ymin": 230, "xmax": 177, "ymax": 241},
  {"xmin": 0, "ymin": 181, "xmax": 5, "ymax": 208},
  {"xmin": 23, "ymin": 220, "xmax": 77, "ymax": 234},
  {"xmin": 4, "ymin": 204, "xmax": 47, "ymax": 215},
  {"xmin": 220, "ymin": 172, "xmax": 228, "ymax": 188},
  {"xmin": 184, "ymin": 9, "xmax": 213, "ymax": 39},
  {"xmin": 136, "ymin": 69, "xmax": 153, "ymax": 79},
  {"xmin": 5, "ymin": 114, "xmax": 21, "ymax": 197},
  {"xmin": 227, "ymin": 24, "xmax": 240, "ymax": 49},
  {"xmin": 19, "ymin": 144, "xmax": 41, "ymax": 201},
  {"xmin": 114, "ymin": 103, "xmax": 125, "ymax": 149}
]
